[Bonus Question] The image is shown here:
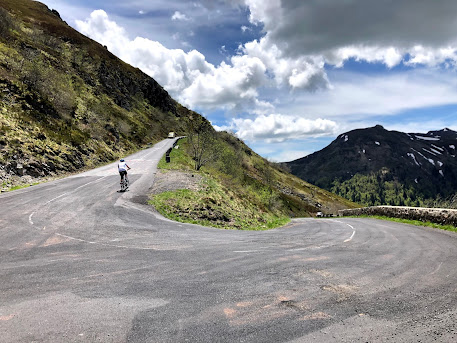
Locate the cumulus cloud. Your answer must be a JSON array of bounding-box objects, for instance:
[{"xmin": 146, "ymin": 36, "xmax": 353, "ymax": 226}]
[
  {"xmin": 222, "ymin": 114, "xmax": 337, "ymax": 143},
  {"xmin": 242, "ymin": 38, "xmax": 330, "ymax": 90},
  {"xmin": 75, "ymin": 10, "xmax": 269, "ymax": 112},
  {"xmin": 236, "ymin": 0, "xmax": 457, "ymax": 68},
  {"xmin": 181, "ymin": 54, "xmax": 267, "ymax": 109},
  {"xmin": 75, "ymin": 10, "xmax": 130, "ymax": 50}
]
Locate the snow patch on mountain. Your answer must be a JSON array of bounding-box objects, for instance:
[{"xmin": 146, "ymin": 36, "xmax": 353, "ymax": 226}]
[
  {"xmin": 431, "ymin": 144, "xmax": 444, "ymax": 152},
  {"xmin": 415, "ymin": 135, "xmax": 440, "ymax": 141},
  {"xmin": 413, "ymin": 148, "xmax": 436, "ymax": 165},
  {"xmin": 407, "ymin": 152, "xmax": 420, "ymax": 166},
  {"xmin": 423, "ymin": 148, "xmax": 438, "ymax": 156}
]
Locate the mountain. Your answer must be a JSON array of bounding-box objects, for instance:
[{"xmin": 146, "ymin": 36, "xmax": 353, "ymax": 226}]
[
  {"xmin": 286, "ymin": 125, "xmax": 457, "ymax": 206},
  {"xmin": 0, "ymin": 0, "xmax": 198, "ymax": 187}
]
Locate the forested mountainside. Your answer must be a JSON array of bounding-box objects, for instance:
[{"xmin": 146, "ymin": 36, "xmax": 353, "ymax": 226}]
[{"xmin": 287, "ymin": 125, "xmax": 457, "ymax": 207}]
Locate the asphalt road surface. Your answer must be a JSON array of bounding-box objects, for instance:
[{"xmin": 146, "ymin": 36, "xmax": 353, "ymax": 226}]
[{"xmin": 2, "ymin": 139, "xmax": 457, "ymax": 342}]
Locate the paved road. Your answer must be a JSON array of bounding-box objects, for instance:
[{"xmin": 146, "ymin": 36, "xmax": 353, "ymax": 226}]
[{"xmin": 2, "ymin": 139, "xmax": 457, "ymax": 342}]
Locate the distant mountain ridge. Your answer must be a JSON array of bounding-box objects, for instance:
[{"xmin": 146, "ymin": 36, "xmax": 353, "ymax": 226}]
[{"xmin": 286, "ymin": 125, "xmax": 457, "ymax": 206}]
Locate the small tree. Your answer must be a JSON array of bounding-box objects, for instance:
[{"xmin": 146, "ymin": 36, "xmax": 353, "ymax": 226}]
[{"xmin": 187, "ymin": 116, "xmax": 218, "ymax": 171}]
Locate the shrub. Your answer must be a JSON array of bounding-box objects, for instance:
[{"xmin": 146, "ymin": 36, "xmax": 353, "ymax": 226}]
[{"xmin": 0, "ymin": 8, "xmax": 16, "ymax": 39}]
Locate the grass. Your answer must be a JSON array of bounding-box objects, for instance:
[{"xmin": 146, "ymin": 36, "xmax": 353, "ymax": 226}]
[
  {"xmin": 348, "ymin": 215, "xmax": 457, "ymax": 233},
  {"xmin": 149, "ymin": 174, "xmax": 290, "ymax": 231},
  {"xmin": 157, "ymin": 139, "xmax": 194, "ymax": 170},
  {"xmin": 151, "ymin": 138, "xmax": 291, "ymax": 230},
  {"xmin": 2, "ymin": 182, "xmax": 39, "ymax": 192}
]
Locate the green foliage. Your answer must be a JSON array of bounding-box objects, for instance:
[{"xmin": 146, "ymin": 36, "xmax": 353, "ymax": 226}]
[
  {"xmin": 186, "ymin": 116, "xmax": 219, "ymax": 171},
  {"xmin": 331, "ymin": 171, "xmax": 425, "ymax": 207},
  {"xmin": 2, "ymin": 181, "xmax": 39, "ymax": 192},
  {"xmin": 0, "ymin": 7, "xmax": 16, "ymax": 39}
]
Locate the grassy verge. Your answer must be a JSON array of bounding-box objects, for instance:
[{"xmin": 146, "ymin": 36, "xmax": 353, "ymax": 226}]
[
  {"xmin": 157, "ymin": 139, "xmax": 194, "ymax": 171},
  {"xmin": 149, "ymin": 139, "xmax": 290, "ymax": 230},
  {"xmin": 348, "ymin": 215, "xmax": 457, "ymax": 233},
  {"xmin": 149, "ymin": 180, "xmax": 290, "ymax": 230},
  {"xmin": 2, "ymin": 182, "xmax": 39, "ymax": 192}
]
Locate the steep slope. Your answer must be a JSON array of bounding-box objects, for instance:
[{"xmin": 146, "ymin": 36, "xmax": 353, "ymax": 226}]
[
  {"xmin": 286, "ymin": 125, "xmax": 457, "ymax": 206},
  {"xmin": 0, "ymin": 0, "xmax": 198, "ymax": 188}
]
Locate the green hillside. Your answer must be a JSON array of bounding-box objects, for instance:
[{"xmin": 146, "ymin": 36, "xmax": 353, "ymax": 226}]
[
  {"xmin": 0, "ymin": 0, "xmax": 196, "ymax": 187},
  {"xmin": 150, "ymin": 130, "xmax": 358, "ymax": 229}
]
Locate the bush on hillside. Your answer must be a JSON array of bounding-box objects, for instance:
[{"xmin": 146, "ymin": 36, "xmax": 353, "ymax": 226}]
[{"xmin": 0, "ymin": 8, "xmax": 16, "ymax": 39}]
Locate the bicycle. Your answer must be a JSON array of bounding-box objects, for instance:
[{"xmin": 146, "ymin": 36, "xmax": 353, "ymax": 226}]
[{"xmin": 120, "ymin": 177, "xmax": 129, "ymax": 192}]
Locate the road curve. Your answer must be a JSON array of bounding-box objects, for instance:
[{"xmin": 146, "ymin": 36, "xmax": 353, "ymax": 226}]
[{"xmin": 1, "ymin": 139, "xmax": 457, "ymax": 342}]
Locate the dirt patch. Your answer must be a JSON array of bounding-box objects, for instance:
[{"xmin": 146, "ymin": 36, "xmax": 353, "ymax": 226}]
[{"xmin": 150, "ymin": 170, "xmax": 204, "ymax": 194}]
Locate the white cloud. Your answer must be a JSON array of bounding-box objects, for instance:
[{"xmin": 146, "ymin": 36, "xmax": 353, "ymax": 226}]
[
  {"xmin": 224, "ymin": 114, "xmax": 337, "ymax": 143},
  {"xmin": 236, "ymin": 0, "xmax": 457, "ymax": 69},
  {"xmin": 75, "ymin": 10, "xmax": 269, "ymax": 112},
  {"xmin": 242, "ymin": 38, "xmax": 330, "ymax": 91},
  {"xmin": 171, "ymin": 11, "xmax": 190, "ymax": 21},
  {"xmin": 385, "ymin": 121, "xmax": 457, "ymax": 135},
  {"xmin": 280, "ymin": 69, "xmax": 457, "ymax": 120},
  {"xmin": 327, "ymin": 46, "xmax": 403, "ymax": 69},
  {"xmin": 271, "ymin": 150, "xmax": 312, "ymax": 163},
  {"xmin": 75, "ymin": 10, "xmax": 130, "ymax": 51},
  {"xmin": 181, "ymin": 54, "xmax": 267, "ymax": 109}
]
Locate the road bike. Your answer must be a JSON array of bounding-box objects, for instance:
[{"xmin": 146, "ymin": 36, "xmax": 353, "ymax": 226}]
[{"xmin": 120, "ymin": 178, "xmax": 129, "ymax": 192}]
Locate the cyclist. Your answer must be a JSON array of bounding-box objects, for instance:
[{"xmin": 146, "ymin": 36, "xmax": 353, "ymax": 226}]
[{"xmin": 118, "ymin": 158, "xmax": 131, "ymax": 185}]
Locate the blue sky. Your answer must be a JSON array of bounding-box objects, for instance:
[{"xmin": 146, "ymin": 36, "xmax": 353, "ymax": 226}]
[{"xmin": 42, "ymin": 0, "xmax": 457, "ymax": 161}]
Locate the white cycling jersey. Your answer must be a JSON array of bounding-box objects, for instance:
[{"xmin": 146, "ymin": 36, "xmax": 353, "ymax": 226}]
[{"xmin": 118, "ymin": 161, "xmax": 128, "ymax": 172}]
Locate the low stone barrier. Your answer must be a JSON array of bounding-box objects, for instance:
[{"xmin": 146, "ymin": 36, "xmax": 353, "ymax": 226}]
[{"xmin": 339, "ymin": 206, "xmax": 457, "ymax": 227}]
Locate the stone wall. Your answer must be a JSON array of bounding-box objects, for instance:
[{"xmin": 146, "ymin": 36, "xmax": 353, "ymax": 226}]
[{"xmin": 339, "ymin": 206, "xmax": 457, "ymax": 226}]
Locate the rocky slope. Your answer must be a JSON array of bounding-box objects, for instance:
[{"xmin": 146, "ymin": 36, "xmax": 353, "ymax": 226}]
[{"xmin": 286, "ymin": 125, "xmax": 457, "ymax": 206}]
